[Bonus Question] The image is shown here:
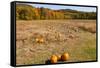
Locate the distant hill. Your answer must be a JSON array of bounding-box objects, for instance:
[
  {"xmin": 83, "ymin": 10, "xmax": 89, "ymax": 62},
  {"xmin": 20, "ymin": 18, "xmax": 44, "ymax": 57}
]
[{"xmin": 16, "ymin": 3, "xmax": 34, "ymax": 8}]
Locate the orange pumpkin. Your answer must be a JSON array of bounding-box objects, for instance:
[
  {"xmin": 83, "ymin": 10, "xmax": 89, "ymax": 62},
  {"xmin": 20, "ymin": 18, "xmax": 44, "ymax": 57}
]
[
  {"xmin": 57, "ymin": 55, "xmax": 61, "ymax": 61},
  {"xmin": 36, "ymin": 37, "xmax": 44, "ymax": 43},
  {"xmin": 50, "ymin": 55, "xmax": 58, "ymax": 63},
  {"xmin": 39, "ymin": 38, "xmax": 44, "ymax": 43},
  {"xmin": 36, "ymin": 38, "xmax": 39, "ymax": 42},
  {"xmin": 61, "ymin": 53, "xmax": 69, "ymax": 61}
]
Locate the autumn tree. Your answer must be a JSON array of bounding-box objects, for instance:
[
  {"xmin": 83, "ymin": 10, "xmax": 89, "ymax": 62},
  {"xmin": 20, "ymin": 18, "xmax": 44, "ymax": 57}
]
[{"xmin": 16, "ymin": 4, "xmax": 96, "ymax": 20}]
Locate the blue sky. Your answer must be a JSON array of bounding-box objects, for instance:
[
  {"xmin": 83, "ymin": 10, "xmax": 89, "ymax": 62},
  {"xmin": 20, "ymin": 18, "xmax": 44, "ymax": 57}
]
[
  {"xmin": 31, "ymin": 4, "xmax": 96, "ymax": 12},
  {"xmin": 17, "ymin": 3, "xmax": 96, "ymax": 12}
]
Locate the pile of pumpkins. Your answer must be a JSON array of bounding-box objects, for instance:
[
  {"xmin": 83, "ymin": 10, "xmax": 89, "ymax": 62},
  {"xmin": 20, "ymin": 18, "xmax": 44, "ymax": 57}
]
[
  {"xmin": 50, "ymin": 53, "xmax": 69, "ymax": 64},
  {"xmin": 35, "ymin": 37, "xmax": 44, "ymax": 43}
]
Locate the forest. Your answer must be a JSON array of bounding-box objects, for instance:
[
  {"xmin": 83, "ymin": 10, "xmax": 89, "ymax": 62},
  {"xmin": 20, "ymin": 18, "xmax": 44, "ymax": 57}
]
[{"xmin": 16, "ymin": 4, "xmax": 96, "ymax": 20}]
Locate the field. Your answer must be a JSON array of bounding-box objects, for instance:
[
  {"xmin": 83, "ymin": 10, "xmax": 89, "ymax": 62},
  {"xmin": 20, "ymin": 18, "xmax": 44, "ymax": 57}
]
[{"xmin": 16, "ymin": 20, "xmax": 96, "ymax": 65}]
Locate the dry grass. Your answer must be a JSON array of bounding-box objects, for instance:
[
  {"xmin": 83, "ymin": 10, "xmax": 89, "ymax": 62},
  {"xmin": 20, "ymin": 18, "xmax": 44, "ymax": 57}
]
[{"xmin": 16, "ymin": 20, "xmax": 96, "ymax": 65}]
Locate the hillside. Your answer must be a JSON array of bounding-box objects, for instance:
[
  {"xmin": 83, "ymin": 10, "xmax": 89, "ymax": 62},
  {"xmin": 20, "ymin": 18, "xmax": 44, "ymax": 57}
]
[{"xmin": 16, "ymin": 4, "xmax": 96, "ymax": 20}]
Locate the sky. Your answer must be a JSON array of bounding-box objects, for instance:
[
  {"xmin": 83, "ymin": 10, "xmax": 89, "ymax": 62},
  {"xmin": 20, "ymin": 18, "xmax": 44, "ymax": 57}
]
[
  {"xmin": 31, "ymin": 4, "xmax": 96, "ymax": 12},
  {"xmin": 17, "ymin": 3, "xmax": 96, "ymax": 12}
]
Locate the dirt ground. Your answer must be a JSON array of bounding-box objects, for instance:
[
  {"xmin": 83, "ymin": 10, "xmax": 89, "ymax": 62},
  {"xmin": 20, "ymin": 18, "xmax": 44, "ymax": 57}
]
[{"xmin": 16, "ymin": 20, "xmax": 96, "ymax": 65}]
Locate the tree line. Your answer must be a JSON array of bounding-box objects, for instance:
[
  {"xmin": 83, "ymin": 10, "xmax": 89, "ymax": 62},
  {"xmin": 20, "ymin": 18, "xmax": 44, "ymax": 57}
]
[{"xmin": 16, "ymin": 4, "xmax": 96, "ymax": 20}]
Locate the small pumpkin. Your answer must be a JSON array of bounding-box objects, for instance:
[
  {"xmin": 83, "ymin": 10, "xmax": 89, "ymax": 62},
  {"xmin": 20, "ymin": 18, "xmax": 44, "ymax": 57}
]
[
  {"xmin": 39, "ymin": 38, "xmax": 44, "ymax": 43},
  {"xmin": 61, "ymin": 53, "xmax": 69, "ymax": 61},
  {"xmin": 50, "ymin": 55, "xmax": 58, "ymax": 63},
  {"xmin": 35, "ymin": 37, "xmax": 44, "ymax": 43},
  {"xmin": 57, "ymin": 55, "xmax": 61, "ymax": 61},
  {"xmin": 36, "ymin": 38, "xmax": 39, "ymax": 42}
]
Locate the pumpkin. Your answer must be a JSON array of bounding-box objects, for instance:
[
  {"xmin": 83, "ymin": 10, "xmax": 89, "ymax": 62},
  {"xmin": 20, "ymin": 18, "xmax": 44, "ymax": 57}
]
[
  {"xmin": 61, "ymin": 53, "xmax": 69, "ymax": 61},
  {"xmin": 39, "ymin": 38, "xmax": 44, "ymax": 43},
  {"xmin": 36, "ymin": 38, "xmax": 39, "ymax": 42},
  {"xmin": 57, "ymin": 55, "xmax": 61, "ymax": 61},
  {"xmin": 36, "ymin": 37, "xmax": 44, "ymax": 43},
  {"xmin": 50, "ymin": 55, "xmax": 58, "ymax": 63}
]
